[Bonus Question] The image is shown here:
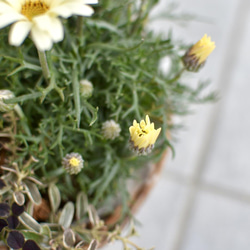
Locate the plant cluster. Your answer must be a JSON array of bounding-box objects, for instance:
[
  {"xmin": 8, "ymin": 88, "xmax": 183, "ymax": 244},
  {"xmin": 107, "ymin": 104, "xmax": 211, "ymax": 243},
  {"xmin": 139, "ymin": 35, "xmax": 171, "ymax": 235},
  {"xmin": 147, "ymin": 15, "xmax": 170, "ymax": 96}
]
[{"xmin": 0, "ymin": 0, "xmax": 215, "ymax": 249}]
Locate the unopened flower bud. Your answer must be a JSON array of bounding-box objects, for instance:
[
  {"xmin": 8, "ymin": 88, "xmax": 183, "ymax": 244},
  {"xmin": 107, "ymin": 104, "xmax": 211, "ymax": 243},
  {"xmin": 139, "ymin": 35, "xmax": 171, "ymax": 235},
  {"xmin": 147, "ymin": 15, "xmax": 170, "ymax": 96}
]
[
  {"xmin": 182, "ymin": 34, "xmax": 215, "ymax": 72},
  {"xmin": 62, "ymin": 153, "xmax": 84, "ymax": 175},
  {"xmin": 0, "ymin": 90, "xmax": 16, "ymax": 112},
  {"xmin": 80, "ymin": 79, "xmax": 93, "ymax": 98},
  {"xmin": 102, "ymin": 120, "xmax": 121, "ymax": 140},
  {"xmin": 129, "ymin": 115, "xmax": 161, "ymax": 156}
]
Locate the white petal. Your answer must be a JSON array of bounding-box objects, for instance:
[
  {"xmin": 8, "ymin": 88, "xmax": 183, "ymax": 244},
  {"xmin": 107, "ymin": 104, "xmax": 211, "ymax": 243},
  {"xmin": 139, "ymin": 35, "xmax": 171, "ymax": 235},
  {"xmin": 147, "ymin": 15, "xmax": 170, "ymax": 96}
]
[
  {"xmin": 84, "ymin": 0, "xmax": 98, "ymax": 4},
  {"xmin": 32, "ymin": 14, "xmax": 52, "ymax": 31},
  {"xmin": 9, "ymin": 21, "xmax": 31, "ymax": 46},
  {"xmin": 70, "ymin": 4, "xmax": 94, "ymax": 16},
  {"xmin": 59, "ymin": 0, "xmax": 86, "ymax": 4},
  {"xmin": 31, "ymin": 27, "xmax": 53, "ymax": 51},
  {"xmin": 51, "ymin": 3, "xmax": 94, "ymax": 17},
  {"xmin": 0, "ymin": 12, "xmax": 24, "ymax": 29},
  {"xmin": 49, "ymin": 5, "xmax": 73, "ymax": 18},
  {"xmin": 4, "ymin": 0, "xmax": 22, "ymax": 10},
  {"xmin": 48, "ymin": 0, "xmax": 65, "ymax": 8},
  {"xmin": 0, "ymin": 2, "xmax": 15, "ymax": 13},
  {"xmin": 49, "ymin": 0, "xmax": 84, "ymax": 9},
  {"xmin": 32, "ymin": 15, "xmax": 63, "ymax": 42},
  {"xmin": 67, "ymin": 0, "xmax": 98, "ymax": 4},
  {"xmin": 47, "ymin": 17, "xmax": 64, "ymax": 42}
]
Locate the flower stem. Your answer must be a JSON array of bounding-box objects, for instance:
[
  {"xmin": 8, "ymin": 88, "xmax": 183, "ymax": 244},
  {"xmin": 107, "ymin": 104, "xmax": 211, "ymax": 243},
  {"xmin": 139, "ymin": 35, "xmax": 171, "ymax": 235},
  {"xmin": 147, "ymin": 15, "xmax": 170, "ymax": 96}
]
[
  {"xmin": 38, "ymin": 50, "xmax": 51, "ymax": 83},
  {"xmin": 168, "ymin": 67, "xmax": 185, "ymax": 83},
  {"xmin": 77, "ymin": 16, "xmax": 83, "ymax": 37}
]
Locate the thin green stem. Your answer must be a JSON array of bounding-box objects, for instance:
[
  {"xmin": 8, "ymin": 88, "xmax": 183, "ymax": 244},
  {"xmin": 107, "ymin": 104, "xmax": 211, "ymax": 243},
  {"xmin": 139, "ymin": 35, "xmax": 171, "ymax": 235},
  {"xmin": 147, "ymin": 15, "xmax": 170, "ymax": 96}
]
[
  {"xmin": 77, "ymin": 16, "xmax": 83, "ymax": 37},
  {"xmin": 168, "ymin": 67, "xmax": 185, "ymax": 83},
  {"xmin": 4, "ymin": 92, "xmax": 42, "ymax": 104},
  {"xmin": 14, "ymin": 104, "xmax": 31, "ymax": 136},
  {"xmin": 130, "ymin": 0, "xmax": 146, "ymax": 35},
  {"xmin": 38, "ymin": 50, "xmax": 51, "ymax": 83},
  {"xmin": 72, "ymin": 64, "xmax": 81, "ymax": 128}
]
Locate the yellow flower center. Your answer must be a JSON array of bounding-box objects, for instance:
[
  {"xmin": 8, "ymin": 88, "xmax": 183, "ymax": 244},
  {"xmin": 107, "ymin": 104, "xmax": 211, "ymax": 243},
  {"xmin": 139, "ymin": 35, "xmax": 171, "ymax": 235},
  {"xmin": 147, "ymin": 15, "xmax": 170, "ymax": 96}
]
[
  {"xmin": 69, "ymin": 157, "xmax": 80, "ymax": 167},
  {"xmin": 21, "ymin": 0, "xmax": 49, "ymax": 20}
]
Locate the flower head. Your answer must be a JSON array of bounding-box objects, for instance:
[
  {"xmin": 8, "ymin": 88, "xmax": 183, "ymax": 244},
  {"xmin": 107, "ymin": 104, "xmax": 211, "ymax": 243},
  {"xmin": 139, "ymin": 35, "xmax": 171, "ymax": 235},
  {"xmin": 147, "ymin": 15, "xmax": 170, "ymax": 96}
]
[
  {"xmin": 62, "ymin": 152, "xmax": 84, "ymax": 175},
  {"xmin": 80, "ymin": 79, "xmax": 93, "ymax": 98},
  {"xmin": 102, "ymin": 120, "xmax": 121, "ymax": 140},
  {"xmin": 129, "ymin": 115, "xmax": 161, "ymax": 155},
  {"xmin": 0, "ymin": 90, "xmax": 16, "ymax": 112},
  {"xmin": 182, "ymin": 34, "xmax": 215, "ymax": 72},
  {"xmin": 0, "ymin": 0, "xmax": 98, "ymax": 51}
]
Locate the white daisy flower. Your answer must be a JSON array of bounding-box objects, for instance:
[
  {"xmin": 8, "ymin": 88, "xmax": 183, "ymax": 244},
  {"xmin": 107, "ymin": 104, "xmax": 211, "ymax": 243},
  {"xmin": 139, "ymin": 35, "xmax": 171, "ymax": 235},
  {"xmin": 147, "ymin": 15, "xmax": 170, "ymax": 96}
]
[{"xmin": 0, "ymin": 0, "xmax": 98, "ymax": 51}]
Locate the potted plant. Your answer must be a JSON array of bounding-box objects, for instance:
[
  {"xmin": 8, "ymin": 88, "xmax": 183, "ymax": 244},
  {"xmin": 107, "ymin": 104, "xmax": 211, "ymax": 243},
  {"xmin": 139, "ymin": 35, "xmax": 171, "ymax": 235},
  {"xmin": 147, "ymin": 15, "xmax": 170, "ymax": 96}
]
[{"xmin": 0, "ymin": 0, "xmax": 215, "ymax": 249}]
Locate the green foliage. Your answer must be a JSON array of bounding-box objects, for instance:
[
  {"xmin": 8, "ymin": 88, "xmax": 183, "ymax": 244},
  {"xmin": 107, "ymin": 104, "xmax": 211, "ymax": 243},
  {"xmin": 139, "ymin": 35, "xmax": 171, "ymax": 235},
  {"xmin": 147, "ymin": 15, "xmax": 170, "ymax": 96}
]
[{"xmin": 0, "ymin": 1, "xmax": 215, "ymax": 248}]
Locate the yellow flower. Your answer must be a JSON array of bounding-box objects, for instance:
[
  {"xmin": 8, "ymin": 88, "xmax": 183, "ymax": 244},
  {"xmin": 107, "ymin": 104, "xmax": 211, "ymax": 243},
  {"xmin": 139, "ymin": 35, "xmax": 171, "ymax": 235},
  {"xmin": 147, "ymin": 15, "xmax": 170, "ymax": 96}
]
[
  {"xmin": 0, "ymin": 0, "xmax": 98, "ymax": 51},
  {"xmin": 182, "ymin": 34, "xmax": 215, "ymax": 72},
  {"xmin": 62, "ymin": 152, "xmax": 84, "ymax": 175},
  {"xmin": 129, "ymin": 115, "xmax": 161, "ymax": 155}
]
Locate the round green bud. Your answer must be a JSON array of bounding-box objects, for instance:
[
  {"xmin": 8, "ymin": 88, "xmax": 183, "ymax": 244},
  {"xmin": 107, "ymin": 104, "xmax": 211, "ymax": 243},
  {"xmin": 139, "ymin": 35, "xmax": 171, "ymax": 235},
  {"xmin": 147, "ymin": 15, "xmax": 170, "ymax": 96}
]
[{"xmin": 80, "ymin": 79, "xmax": 93, "ymax": 98}]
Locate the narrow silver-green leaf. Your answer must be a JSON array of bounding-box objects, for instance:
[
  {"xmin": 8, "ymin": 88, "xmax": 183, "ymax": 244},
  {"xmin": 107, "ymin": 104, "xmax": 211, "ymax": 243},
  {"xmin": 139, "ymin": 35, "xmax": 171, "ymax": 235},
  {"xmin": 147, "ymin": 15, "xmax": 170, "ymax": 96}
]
[
  {"xmin": 19, "ymin": 212, "xmax": 41, "ymax": 232},
  {"xmin": 13, "ymin": 191, "xmax": 25, "ymax": 206},
  {"xmin": 24, "ymin": 180, "xmax": 42, "ymax": 205},
  {"xmin": 63, "ymin": 228, "xmax": 75, "ymax": 248},
  {"xmin": 26, "ymin": 201, "xmax": 33, "ymax": 216},
  {"xmin": 89, "ymin": 106, "xmax": 98, "ymax": 126},
  {"xmin": 87, "ymin": 239, "xmax": 98, "ymax": 250},
  {"xmin": 72, "ymin": 64, "xmax": 81, "ymax": 128},
  {"xmin": 48, "ymin": 184, "xmax": 61, "ymax": 213},
  {"xmin": 83, "ymin": 100, "xmax": 98, "ymax": 126},
  {"xmin": 40, "ymin": 225, "xmax": 52, "ymax": 239},
  {"xmin": 76, "ymin": 192, "xmax": 88, "ymax": 220},
  {"xmin": 93, "ymin": 162, "xmax": 119, "ymax": 204},
  {"xmin": 0, "ymin": 184, "xmax": 11, "ymax": 195},
  {"xmin": 4, "ymin": 92, "xmax": 42, "ymax": 104},
  {"xmin": 58, "ymin": 202, "xmax": 74, "ymax": 229},
  {"xmin": 75, "ymin": 241, "xmax": 86, "ymax": 249},
  {"xmin": 21, "ymin": 230, "xmax": 44, "ymax": 242},
  {"xmin": 86, "ymin": 19, "xmax": 123, "ymax": 35},
  {"xmin": 87, "ymin": 205, "xmax": 100, "ymax": 226}
]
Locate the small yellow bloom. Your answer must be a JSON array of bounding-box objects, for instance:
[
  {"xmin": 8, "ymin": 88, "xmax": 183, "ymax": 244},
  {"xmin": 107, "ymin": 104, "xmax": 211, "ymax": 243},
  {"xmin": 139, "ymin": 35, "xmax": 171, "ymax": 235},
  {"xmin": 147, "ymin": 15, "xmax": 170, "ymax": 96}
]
[
  {"xmin": 183, "ymin": 34, "xmax": 215, "ymax": 72},
  {"xmin": 129, "ymin": 115, "xmax": 161, "ymax": 155},
  {"xmin": 62, "ymin": 152, "xmax": 84, "ymax": 175},
  {"xmin": 69, "ymin": 157, "xmax": 81, "ymax": 167}
]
